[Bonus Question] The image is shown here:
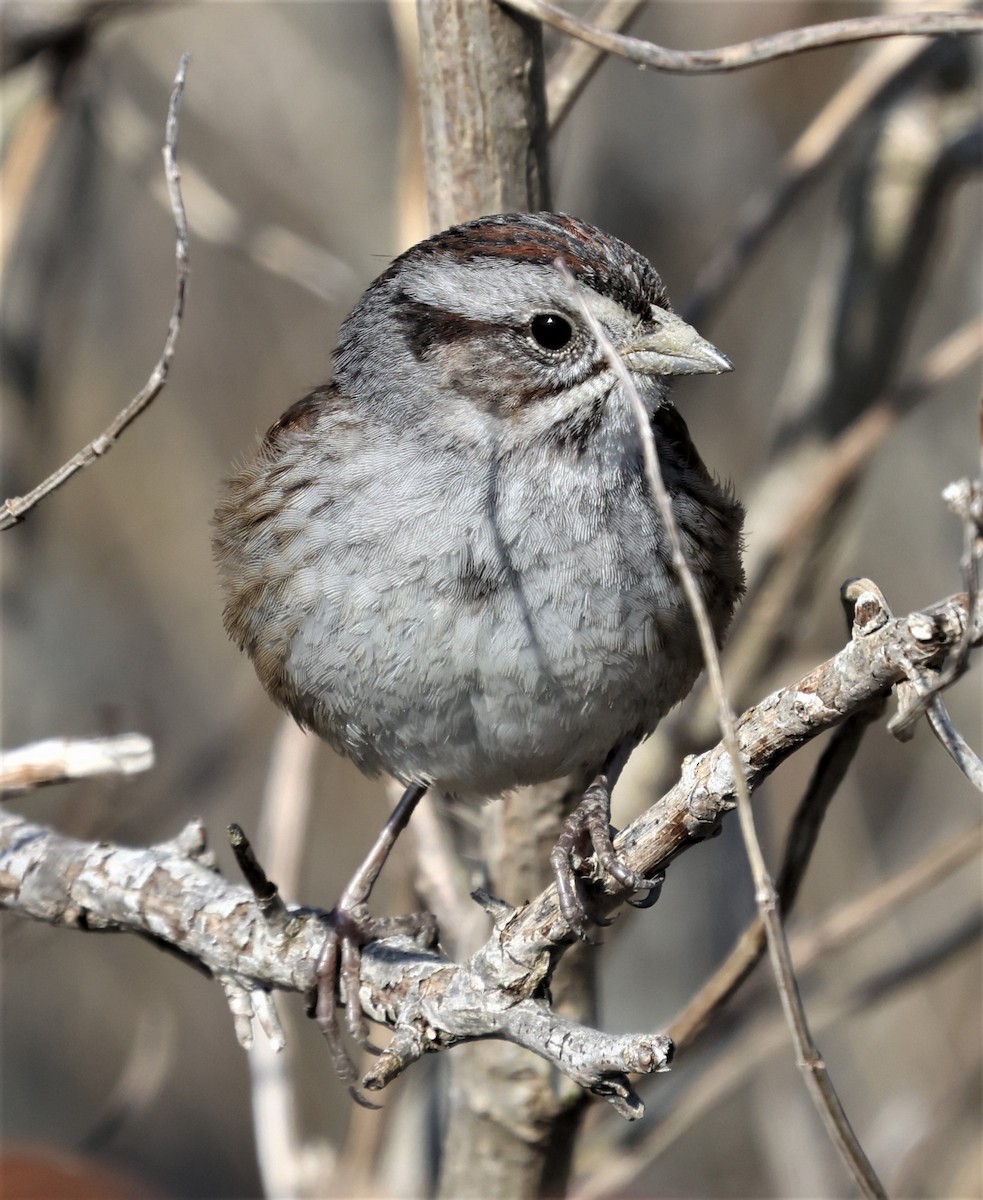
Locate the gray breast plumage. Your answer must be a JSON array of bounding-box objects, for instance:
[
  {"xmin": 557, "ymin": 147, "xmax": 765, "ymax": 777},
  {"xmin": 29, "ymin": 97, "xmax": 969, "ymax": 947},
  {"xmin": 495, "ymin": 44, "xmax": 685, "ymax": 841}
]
[{"xmin": 213, "ymin": 385, "xmax": 743, "ymax": 799}]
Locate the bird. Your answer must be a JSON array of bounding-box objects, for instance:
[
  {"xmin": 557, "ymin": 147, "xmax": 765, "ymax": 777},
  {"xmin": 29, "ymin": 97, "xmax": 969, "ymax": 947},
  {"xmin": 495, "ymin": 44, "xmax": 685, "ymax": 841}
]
[{"xmin": 213, "ymin": 211, "xmax": 744, "ymax": 1067}]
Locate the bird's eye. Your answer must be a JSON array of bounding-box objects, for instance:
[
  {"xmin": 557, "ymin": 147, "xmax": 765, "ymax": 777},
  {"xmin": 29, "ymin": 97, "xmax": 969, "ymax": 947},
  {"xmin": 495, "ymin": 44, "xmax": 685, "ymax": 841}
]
[{"xmin": 529, "ymin": 313, "xmax": 573, "ymax": 351}]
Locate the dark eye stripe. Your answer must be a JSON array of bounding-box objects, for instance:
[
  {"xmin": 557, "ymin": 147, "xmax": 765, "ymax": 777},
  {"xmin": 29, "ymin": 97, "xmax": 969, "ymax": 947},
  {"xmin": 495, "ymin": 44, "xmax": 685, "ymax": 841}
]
[{"xmin": 392, "ymin": 290, "xmax": 502, "ymax": 360}]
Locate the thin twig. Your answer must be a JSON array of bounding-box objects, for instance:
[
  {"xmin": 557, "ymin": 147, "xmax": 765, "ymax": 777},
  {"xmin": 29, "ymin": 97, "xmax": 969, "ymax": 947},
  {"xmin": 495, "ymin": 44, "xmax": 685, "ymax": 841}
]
[
  {"xmin": 546, "ymin": 0, "xmax": 644, "ymax": 133},
  {"xmin": 506, "ymin": 2, "xmax": 983, "ymax": 74},
  {"xmin": 925, "ymin": 698, "xmax": 983, "ymax": 793},
  {"xmin": 228, "ymin": 824, "xmax": 288, "ymax": 919},
  {"xmin": 0, "ymin": 52, "xmax": 191, "ymax": 531},
  {"xmin": 558, "ymin": 263, "xmax": 887, "ymax": 1198}
]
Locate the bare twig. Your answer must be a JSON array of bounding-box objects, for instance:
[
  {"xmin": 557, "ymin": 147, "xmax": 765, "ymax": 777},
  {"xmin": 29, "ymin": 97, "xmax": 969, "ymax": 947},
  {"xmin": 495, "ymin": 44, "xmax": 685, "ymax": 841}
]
[
  {"xmin": 925, "ymin": 698, "xmax": 983, "ymax": 793},
  {"xmin": 0, "ymin": 52, "xmax": 190, "ymax": 531},
  {"xmin": 560, "ymin": 262, "xmax": 887, "ymax": 1196},
  {"xmin": 228, "ymin": 824, "xmax": 288, "ymax": 919},
  {"xmin": 546, "ymin": 0, "xmax": 644, "ymax": 133},
  {"xmin": 0, "ymin": 734, "xmax": 154, "ymax": 795},
  {"xmin": 505, "ymin": 2, "xmax": 983, "ymax": 74}
]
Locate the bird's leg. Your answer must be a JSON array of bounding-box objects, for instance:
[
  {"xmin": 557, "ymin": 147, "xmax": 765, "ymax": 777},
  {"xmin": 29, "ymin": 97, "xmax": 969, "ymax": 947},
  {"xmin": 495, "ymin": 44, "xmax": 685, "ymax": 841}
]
[
  {"xmin": 313, "ymin": 782, "xmax": 437, "ymax": 1099},
  {"xmin": 551, "ymin": 745, "xmax": 664, "ymax": 940}
]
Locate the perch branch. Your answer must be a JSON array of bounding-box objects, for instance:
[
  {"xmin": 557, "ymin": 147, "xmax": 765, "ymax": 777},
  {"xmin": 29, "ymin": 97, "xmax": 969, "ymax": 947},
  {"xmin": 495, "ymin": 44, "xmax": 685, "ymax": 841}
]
[
  {"xmin": 0, "ymin": 52, "xmax": 190, "ymax": 531},
  {"xmin": 1, "ymin": 582, "xmax": 975, "ymax": 1119},
  {"xmin": 1, "ymin": 588, "xmax": 977, "ymax": 1119}
]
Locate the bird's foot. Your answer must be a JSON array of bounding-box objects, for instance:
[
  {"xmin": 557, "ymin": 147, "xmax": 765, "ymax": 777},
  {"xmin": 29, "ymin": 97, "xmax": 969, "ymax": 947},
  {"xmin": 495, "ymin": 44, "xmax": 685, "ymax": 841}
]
[
  {"xmin": 312, "ymin": 901, "xmax": 438, "ymax": 1106},
  {"xmin": 550, "ymin": 774, "xmax": 664, "ymax": 941}
]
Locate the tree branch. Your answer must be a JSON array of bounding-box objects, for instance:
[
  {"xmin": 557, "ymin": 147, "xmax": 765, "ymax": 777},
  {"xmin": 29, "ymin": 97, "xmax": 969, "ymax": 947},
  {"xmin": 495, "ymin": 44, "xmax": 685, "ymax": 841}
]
[
  {"xmin": 504, "ymin": 2, "xmax": 983, "ymax": 75},
  {"xmin": 2, "ymin": 589, "xmax": 976, "ymax": 1119}
]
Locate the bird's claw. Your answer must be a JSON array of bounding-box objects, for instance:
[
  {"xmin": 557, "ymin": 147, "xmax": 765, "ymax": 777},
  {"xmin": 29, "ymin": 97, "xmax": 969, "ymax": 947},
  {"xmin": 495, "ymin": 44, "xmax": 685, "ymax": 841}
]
[
  {"xmin": 313, "ymin": 902, "xmax": 437, "ymax": 1104},
  {"xmin": 551, "ymin": 775, "xmax": 663, "ymax": 939}
]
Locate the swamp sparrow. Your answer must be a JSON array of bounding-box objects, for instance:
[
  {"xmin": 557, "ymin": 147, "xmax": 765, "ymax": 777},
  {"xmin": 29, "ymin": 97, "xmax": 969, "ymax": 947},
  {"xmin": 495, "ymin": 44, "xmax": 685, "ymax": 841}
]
[{"xmin": 213, "ymin": 213, "xmax": 744, "ymax": 1064}]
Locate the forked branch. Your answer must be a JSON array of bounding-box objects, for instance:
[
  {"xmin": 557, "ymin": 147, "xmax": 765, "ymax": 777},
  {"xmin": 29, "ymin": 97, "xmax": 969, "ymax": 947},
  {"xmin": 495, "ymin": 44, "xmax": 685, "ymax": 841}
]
[{"xmin": 1, "ymin": 588, "xmax": 976, "ymax": 1118}]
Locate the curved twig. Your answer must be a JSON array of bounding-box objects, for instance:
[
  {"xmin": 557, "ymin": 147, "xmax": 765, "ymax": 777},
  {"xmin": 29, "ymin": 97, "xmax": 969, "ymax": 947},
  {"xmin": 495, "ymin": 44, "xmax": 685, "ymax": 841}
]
[
  {"xmin": 0, "ymin": 53, "xmax": 190, "ymax": 531},
  {"xmin": 505, "ymin": 2, "xmax": 983, "ymax": 75}
]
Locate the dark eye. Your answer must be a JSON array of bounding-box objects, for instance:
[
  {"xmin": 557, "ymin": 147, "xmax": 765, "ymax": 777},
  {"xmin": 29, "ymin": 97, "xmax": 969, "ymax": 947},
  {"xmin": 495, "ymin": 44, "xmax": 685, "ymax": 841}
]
[{"xmin": 529, "ymin": 313, "xmax": 573, "ymax": 351}]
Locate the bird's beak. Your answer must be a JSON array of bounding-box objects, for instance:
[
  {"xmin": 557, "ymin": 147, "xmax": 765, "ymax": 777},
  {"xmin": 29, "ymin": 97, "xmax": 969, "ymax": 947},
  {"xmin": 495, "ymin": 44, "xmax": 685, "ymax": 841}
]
[{"xmin": 619, "ymin": 309, "xmax": 733, "ymax": 377}]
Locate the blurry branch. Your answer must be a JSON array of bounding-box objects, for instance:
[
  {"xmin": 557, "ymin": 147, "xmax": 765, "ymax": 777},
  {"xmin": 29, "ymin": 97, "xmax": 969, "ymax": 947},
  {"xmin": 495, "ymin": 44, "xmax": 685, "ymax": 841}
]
[
  {"xmin": 575, "ymin": 828, "xmax": 982, "ymax": 1200},
  {"xmin": 791, "ymin": 823, "xmax": 983, "ymax": 969},
  {"xmin": 719, "ymin": 316, "xmax": 983, "ymax": 720},
  {"xmin": 668, "ymin": 698, "xmax": 884, "ymax": 1051},
  {"xmin": 78, "ymin": 1007, "xmax": 175, "ymax": 1153},
  {"xmin": 388, "ymin": 0, "xmax": 429, "ymax": 251},
  {"xmin": 97, "ymin": 85, "xmax": 358, "ymax": 303},
  {"xmin": 1, "ymin": 589, "xmax": 977, "ymax": 1119},
  {"xmin": 392, "ymin": 775, "xmax": 485, "ymax": 953},
  {"xmin": 0, "ymin": 734, "xmax": 154, "ymax": 795},
  {"xmin": 0, "ymin": 53, "xmax": 189, "ymax": 531},
  {"xmin": 683, "ymin": 35, "xmax": 954, "ymax": 326},
  {"xmin": 0, "ymin": 0, "xmax": 132, "ymax": 74},
  {"xmin": 504, "ymin": 2, "xmax": 983, "ymax": 74},
  {"xmin": 685, "ymin": 39, "xmax": 982, "ymax": 736},
  {"xmin": 545, "ymin": 0, "xmax": 644, "ymax": 133},
  {"xmin": 246, "ymin": 719, "xmax": 335, "ymax": 1200},
  {"xmin": 763, "ymin": 319, "xmax": 982, "ymax": 571},
  {"xmin": 567, "ymin": 262, "xmax": 885, "ymax": 1196},
  {"xmin": 0, "ymin": 75, "xmax": 62, "ymax": 269}
]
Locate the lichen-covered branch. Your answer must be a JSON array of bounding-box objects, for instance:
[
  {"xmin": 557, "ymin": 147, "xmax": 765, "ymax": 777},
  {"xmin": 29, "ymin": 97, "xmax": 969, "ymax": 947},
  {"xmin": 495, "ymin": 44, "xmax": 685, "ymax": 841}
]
[{"xmin": 1, "ymin": 587, "xmax": 976, "ymax": 1117}]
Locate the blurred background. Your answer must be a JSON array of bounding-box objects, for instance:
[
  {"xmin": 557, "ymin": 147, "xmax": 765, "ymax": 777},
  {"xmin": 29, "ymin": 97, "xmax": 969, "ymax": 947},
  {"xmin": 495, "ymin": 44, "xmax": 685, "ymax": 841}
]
[{"xmin": 2, "ymin": 2, "xmax": 980, "ymax": 1197}]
